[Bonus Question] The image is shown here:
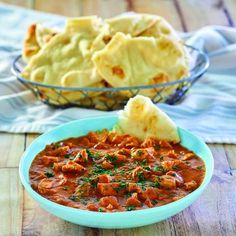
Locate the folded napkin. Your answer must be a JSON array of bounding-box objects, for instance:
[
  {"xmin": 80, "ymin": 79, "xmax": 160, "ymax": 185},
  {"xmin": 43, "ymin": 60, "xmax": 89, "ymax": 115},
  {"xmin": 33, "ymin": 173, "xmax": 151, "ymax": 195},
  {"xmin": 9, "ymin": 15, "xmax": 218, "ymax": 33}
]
[{"xmin": 0, "ymin": 3, "xmax": 236, "ymax": 143}]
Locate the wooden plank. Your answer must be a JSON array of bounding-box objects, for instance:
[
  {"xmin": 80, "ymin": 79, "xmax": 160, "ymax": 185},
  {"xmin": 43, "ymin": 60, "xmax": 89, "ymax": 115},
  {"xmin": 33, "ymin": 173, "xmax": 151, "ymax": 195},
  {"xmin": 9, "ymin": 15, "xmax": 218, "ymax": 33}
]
[
  {"xmin": 163, "ymin": 144, "xmax": 236, "ymax": 236},
  {"xmin": 82, "ymin": 0, "xmax": 127, "ymax": 18},
  {"xmin": 34, "ymin": 0, "xmax": 83, "ymax": 16},
  {"xmin": 130, "ymin": 0, "xmax": 183, "ymax": 31},
  {"xmin": 176, "ymin": 0, "xmax": 229, "ymax": 31},
  {"xmin": 224, "ymin": 0, "xmax": 236, "ymax": 25},
  {"xmin": 0, "ymin": 168, "xmax": 23, "ymax": 236},
  {"xmin": 0, "ymin": 133, "xmax": 25, "ymax": 168},
  {"xmin": 224, "ymin": 144, "xmax": 236, "ymax": 170},
  {"xmin": 25, "ymin": 133, "xmax": 39, "ymax": 148},
  {"xmin": 23, "ymin": 190, "xmax": 88, "ymax": 235},
  {"xmin": 0, "ymin": 0, "xmax": 27, "ymax": 8}
]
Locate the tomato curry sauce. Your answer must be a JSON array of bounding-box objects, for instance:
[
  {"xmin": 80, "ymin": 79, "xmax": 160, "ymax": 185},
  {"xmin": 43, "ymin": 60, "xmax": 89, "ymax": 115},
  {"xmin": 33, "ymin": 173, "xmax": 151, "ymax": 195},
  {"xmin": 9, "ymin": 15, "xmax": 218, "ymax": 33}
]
[{"xmin": 29, "ymin": 130, "xmax": 205, "ymax": 212}]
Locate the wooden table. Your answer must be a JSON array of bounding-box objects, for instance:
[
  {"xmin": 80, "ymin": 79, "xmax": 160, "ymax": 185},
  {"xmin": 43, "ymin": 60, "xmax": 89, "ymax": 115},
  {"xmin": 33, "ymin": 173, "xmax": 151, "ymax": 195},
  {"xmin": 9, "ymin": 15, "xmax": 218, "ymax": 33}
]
[{"xmin": 1, "ymin": 0, "xmax": 236, "ymax": 235}]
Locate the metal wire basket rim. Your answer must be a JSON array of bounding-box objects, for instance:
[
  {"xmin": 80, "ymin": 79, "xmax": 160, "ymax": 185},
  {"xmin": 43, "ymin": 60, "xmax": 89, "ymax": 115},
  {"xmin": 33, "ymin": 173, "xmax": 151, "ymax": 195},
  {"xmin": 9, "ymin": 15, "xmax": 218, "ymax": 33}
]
[{"xmin": 12, "ymin": 45, "xmax": 209, "ymax": 92}]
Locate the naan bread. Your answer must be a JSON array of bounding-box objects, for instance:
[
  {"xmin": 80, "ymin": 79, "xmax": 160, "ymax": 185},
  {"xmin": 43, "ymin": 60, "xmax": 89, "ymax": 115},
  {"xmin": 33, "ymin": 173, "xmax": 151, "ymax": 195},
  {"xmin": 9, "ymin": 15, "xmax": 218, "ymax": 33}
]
[
  {"xmin": 22, "ymin": 23, "xmax": 57, "ymax": 62},
  {"xmin": 35, "ymin": 24, "xmax": 57, "ymax": 48},
  {"xmin": 114, "ymin": 95, "xmax": 180, "ymax": 142},
  {"xmin": 21, "ymin": 14, "xmax": 191, "ymax": 107},
  {"xmin": 106, "ymin": 13, "xmax": 179, "ymax": 39},
  {"xmin": 22, "ymin": 16, "xmax": 106, "ymax": 88},
  {"xmin": 92, "ymin": 32, "xmax": 189, "ymax": 90},
  {"xmin": 22, "ymin": 24, "xmax": 41, "ymax": 62}
]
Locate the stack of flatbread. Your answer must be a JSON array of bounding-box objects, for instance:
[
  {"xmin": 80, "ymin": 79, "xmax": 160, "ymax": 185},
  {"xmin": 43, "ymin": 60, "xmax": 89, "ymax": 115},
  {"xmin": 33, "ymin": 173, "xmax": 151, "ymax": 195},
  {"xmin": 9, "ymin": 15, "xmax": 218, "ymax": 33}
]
[{"xmin": 22, "ymin": 13, "xmax": 189, "ymax": 107}]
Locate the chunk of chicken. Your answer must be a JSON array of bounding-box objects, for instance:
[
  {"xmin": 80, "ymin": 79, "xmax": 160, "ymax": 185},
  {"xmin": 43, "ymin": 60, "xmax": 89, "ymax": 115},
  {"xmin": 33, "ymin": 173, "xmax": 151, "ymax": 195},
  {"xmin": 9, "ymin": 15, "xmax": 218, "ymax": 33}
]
[
  {"xmin": 126, "ymin": 193, "xmax": 141, "ymax": 207},
  {"xmin": 62, "ymin": 161, "xmax": 85, "ymax": 173},
  {"xmin": 159, "ymin": 175, "xmax": 176, "ymax": 189},
  {"xmin": 38, "ymin": 176, "xmax": 66, "ymax": 194},
  {"xmin": 99, "ymin": 196, "xmax": 119, "ymax": 209},
  {"xmin": 131, "ymin": 147, "xmax": 155, "ymax": 162}
]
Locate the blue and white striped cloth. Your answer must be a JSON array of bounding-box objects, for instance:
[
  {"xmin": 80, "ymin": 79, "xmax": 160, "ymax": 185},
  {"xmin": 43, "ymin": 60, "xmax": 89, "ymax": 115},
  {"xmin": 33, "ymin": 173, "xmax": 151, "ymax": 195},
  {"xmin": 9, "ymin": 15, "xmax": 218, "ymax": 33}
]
[{"xmin": 0, "ymin": 3, "xmax": 236, "ymax": 143}]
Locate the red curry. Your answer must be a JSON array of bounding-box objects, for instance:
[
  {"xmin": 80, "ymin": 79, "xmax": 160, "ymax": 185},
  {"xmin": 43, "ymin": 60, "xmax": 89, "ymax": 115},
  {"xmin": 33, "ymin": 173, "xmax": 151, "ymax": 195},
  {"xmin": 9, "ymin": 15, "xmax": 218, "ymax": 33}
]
[{"xmin": 29, "ymin": 129, "xmax": 205, "ymax": 212}]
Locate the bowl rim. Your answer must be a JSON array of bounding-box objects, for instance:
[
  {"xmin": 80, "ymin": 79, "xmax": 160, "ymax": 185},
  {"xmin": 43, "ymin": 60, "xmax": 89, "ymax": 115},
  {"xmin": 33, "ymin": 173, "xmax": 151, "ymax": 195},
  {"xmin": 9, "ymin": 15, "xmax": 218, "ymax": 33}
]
[
  {"xmin": 19, "ymin": 115, "xmax": 214, "ymax": 218},
  {"xmin": 12, "ymin": 45, "xmax": 209, "ymax": 92}
]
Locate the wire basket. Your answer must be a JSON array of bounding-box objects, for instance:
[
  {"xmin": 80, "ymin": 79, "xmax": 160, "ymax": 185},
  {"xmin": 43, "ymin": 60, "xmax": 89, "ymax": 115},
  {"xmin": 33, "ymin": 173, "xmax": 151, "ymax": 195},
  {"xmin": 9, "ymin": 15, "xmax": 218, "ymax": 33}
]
[{"xmin": 12, "ymin": 45, "xmax": 209, "ymax": 111}]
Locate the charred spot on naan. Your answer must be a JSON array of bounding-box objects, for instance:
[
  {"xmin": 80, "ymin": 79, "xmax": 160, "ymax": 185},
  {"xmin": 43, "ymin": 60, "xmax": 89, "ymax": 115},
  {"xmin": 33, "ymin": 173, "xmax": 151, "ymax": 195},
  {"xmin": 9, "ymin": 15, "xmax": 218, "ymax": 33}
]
[
  {"xmin": 22, "ymin": 23, "xmax": 41, "ymax": 61},
  {"xmin": 22, "ymin": 23, "xmax": 57, "ymax": 62}
]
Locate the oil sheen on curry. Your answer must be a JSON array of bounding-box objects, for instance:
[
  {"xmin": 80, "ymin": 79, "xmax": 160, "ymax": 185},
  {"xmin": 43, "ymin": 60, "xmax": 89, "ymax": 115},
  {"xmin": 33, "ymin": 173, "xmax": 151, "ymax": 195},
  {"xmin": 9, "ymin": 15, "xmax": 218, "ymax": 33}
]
[{"xmin": 30, "ymin": 130, "xmax": 205, "ymax": 212}]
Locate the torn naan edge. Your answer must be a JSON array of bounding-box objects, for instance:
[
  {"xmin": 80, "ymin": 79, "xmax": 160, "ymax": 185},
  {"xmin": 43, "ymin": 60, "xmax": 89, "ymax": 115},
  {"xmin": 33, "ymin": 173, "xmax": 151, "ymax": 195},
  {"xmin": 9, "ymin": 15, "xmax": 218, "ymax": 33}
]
[
  {"xmin": 22, "ymin": 24, "xmax": 41, "ymax": 62},
  {"xmin": 106, "ymin": 13, "xmax": 179, "ymax": 39},
  {"xmin": 114, "ymin": 95, "xmax": 180, "ymax": 143},
  {"xmin": 22, "ymin": 16, "xmax": 107, "ymax": 89},
  {"xmin": 92, "ymin": 32, "xmax": 189, "ymax": 92},
  {"xmin": 35, "ymin": 24, "xmax": 57, "ymax": 48},
  {"xmin": 22, "ymin": 23, "xmax": 57, "ymax": 62}
]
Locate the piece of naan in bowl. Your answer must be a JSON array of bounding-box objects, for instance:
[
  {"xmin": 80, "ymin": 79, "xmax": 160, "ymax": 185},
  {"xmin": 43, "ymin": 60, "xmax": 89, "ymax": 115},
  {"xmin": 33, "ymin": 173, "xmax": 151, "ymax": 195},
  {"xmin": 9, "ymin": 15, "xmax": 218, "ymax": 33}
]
[
  {"xmin": 92, "ymin": 32, "xmax": 189, "ymax": 97},
  {"xmin": 106, "ymin": 13, "xmax": 179, "ymax": 39},
  {"xmin": 22, "ymin": 23, "xmax": 57, "ymax": 62},
  {"xmin": 114, "ymin": 95, "xmax": 180, "ymax": 143},
  {"xmin": 22, "ymin": 16, "xmax": 106, "ymax": 89}
]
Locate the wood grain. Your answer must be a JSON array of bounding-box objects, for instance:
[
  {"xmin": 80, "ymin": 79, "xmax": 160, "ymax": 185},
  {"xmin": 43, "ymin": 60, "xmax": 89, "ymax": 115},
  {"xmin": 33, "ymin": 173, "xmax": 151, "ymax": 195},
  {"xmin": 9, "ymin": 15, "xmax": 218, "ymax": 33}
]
[
  {"xmin": 0, "ymin": 0, "xmax": 27, "ymax": 8},
  {"xmin": 176, "ymin": 0, "xmax": 230, "ymax": 31},
  {"xmin": 23, "ymin": 190, "xmax": 88, "ymax": 236},
  {"xmin": 35, "ymin": 0, "xmax": 83, "ymax": 16},
  {"xmin": 0, "ymin": 168, "xmax": 23, "ymax": 236},
  {"xmin": 0, "ymin": 133, "xmax": 25, "ymax": 168},
  {"xmin": 224, "ymin": 144, "xmax": 236, "ymax": 170},
  {"xmin": 130, "ymin": 0, "xmax": 183, "ymax": 31},
  {"xmin": 82, "ymin": 0, "xmax": 127, "ymax": 18},
  {"xmin": 25, "ymin": 133, "xmax": 39, "ymax": 148}
]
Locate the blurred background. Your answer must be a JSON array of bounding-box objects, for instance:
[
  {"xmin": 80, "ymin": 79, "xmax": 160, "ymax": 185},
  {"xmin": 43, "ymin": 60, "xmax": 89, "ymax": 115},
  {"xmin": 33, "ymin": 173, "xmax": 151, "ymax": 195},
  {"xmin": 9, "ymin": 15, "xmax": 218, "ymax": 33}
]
[{"xmin": 0, "ymin": 0, "xmax": 235, "ymax": 32}]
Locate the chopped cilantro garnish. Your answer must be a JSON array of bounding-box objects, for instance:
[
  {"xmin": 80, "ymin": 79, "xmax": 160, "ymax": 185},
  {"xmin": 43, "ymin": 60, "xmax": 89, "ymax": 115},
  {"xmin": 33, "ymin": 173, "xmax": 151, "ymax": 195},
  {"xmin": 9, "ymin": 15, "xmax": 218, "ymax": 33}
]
[
  {"xmin": 86, "ymin": 149, "xmax": 101, "ymax": 161},
  {"xmin": 137, "ymin": 150, "xmax": 143, "ymax": 156},
  {"xmin": 137, "ymin": 182, "xmax": 146, "ymax": 190},
  {"xmin": 63, "ymin": 186, "xmax": 69, "ymax": 191},
  {"xmin": 197, "ymin": 166, "xmax": 203, "ymax": 170},
  {"xmin": 80, "ymin": 199, "xmax": 87, "ymax": 205},
  {"xmin": 92, "ymin": 164, "xmax": 106, "ymax": 174},
  {"xmin": 126, "ymin": 206, "xmax": 136, "ymax": 211},
  {"xmin": 126, "ymin": 192, "xmax": 132, "ymax": 197},
  {"xmin": 172, "ymin": 166, "xmax": 179, "ymax": 171},
  {"xmin": 155, "ymin": 144, "xmax": 161, "ymax": 150},
  {"xmin": 160, "ymin": 155, "xmax": 164, "ymax": 161},
  {"xmin": 151, "ymin": 182, "xmax": 160, "ymax": 188},
  {"xmin": 52, "ymin": 142, "xmax": 61, "ymax": 150},
  {"xmin": 90, "ymin": 179, "xmax": 98, "ymax": 189},
  {"xmin": 105, "ymin": 154, "xmax": 117, "ymax": 163},
  {"xmin": 68, "ymin": 195, "xmax": 80, "ymax": 202},
  {"xmin": 64, "ymin": 153, "xmax": 70, "ymax": 158},
  {"xmin": 140, "ymin": 159, "xmax": 147, "ymax": 166},
  {"xmin": 44, "ymin": 170, "xmax": 54, "ymax": 178},
  {"xmin": 91, "ymin": 164, "xmax": 113, "ymax": 176},
  {"xmin": 119, "ymin": 170, "xmax": 125, "ymax": 175},
  {"xmin": 151, "ymin": 199, "xmax": 158, "ymax": 205},
  {"xmin": 113, "ymin": 181, "xmax": 127, "ymax": 193},
  {"xmin": 137, "ymin": 172, "xmax": 146, "ymax": 182},
  {"xmin": 154, "ymin": 166, "xmax": 166, "ymax": 173},
  {"xmin": 143, "ymin": 166, "xmax": 151, "ymax": 171},
  {"xmin": 64, "ymin": 153, "xmax": 74, "ymax": 160},
  {"xmin": 78, "ymin": 177, "xmax": 90, "ymax": 183},
  {"xmin": 98, "ymin": 207, "xmax": 104, "ymax": 212}
]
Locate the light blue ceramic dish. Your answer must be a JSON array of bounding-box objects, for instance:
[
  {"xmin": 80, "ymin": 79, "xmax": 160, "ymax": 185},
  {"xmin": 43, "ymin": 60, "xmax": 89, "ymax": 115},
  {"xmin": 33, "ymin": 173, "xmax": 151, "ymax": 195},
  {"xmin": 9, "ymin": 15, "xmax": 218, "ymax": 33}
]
[{"xmin": 19, "ymin": 116, "xmax": 214, "ymax": 229}]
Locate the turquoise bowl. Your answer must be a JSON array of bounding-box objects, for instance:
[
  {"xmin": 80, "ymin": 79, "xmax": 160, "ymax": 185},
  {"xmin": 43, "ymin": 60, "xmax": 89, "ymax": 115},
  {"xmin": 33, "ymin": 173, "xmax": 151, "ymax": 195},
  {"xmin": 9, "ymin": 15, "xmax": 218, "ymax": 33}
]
[{"xmin": 19, "ymin": 116, "xmax": 214, "ymax": 229}]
